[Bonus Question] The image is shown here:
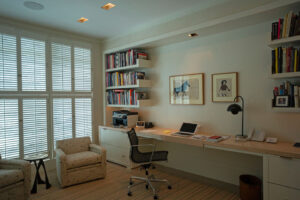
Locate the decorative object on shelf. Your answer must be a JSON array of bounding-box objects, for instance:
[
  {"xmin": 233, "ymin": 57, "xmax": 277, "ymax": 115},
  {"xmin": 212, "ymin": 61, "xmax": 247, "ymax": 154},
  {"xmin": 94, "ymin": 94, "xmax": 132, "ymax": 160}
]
[
  {"xmin": 275, "ymin": 95, "xmax": 289, "ymax": 107},
  {"xmin": 227, "ymin": 96, "xmax": 247, "ymax": 140},
  {"xmin": 212, "ymin": 72, "xmax": 238, "ymax": 102},
  {"xmin": 136, "ymin": 121, "xmax": 145, "ymax": 128},
  {"xmin": 169, "ymin": 73, "xmax": 204, "ymax": 105}
]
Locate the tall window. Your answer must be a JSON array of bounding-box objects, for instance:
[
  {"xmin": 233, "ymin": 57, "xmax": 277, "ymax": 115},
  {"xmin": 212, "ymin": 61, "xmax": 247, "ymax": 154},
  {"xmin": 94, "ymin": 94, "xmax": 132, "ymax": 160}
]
[{"xmin": 0, "ymin": 31, "xmax": 93, "ymax": 159}]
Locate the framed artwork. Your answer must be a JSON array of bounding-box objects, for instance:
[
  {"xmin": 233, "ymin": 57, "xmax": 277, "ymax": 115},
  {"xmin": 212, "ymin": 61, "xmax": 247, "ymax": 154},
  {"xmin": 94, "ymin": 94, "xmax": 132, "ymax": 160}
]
[
  {"xmin": 169, "ymin": 73, "xmax": 204, "ymax": 105},
  {"xmin": 275, "ymin": 96, "xmax": 289, "ymax": 107},
  {"xmin": 212, "ymin": 72, "xmax": 238, "ymax": 102}
]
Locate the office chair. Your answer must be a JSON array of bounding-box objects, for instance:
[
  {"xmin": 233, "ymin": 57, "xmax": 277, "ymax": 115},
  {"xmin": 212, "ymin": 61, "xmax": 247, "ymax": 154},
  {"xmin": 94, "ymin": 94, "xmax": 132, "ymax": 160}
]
[{"xmin": 127, "ymin": 128, "xmax": 171, "ymax": 200}]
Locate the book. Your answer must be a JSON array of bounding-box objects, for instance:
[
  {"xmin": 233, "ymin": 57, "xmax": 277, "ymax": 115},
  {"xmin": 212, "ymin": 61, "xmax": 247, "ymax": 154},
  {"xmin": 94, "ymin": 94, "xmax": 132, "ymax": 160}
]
[
  {"xmin": 275, "ymin": 48, "xmax": 279, "ymax": 73},
  {"xmin": 282, "ymin": 48, "xmax": 287, "ymax": 72},
  {"xmin": 271, "ymin": 50, "xmax": 275, "ymax": 74},
  {"xmin": 285, "ymin": 11, "xmax": 293, "ymax": 37},
  {"xmin": 278, "ymin": 47, "xmax": 283, "ymax": 73},
  {"xmin": 272, "ymin": 22, "xmax": 278, "ymax": 40},
  {"xmin": 207, "ymin": 136, "xmax": 224, "ymax": 143}
]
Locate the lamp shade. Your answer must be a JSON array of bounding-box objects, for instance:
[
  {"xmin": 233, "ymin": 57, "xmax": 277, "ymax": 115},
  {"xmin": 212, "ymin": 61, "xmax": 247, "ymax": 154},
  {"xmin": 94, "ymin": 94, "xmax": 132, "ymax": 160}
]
[{"xmin": 227, "ymin": 103, "xmax": 242, "ymax": 115}]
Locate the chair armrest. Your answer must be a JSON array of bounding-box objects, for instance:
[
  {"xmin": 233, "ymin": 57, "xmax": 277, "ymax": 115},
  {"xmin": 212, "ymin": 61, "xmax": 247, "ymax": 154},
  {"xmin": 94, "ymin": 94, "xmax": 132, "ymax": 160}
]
[
  {"xmin": 0, "ymin": 159, "xmax": 31, "ymax": 198},
  {"xmin": 89, "ymin": 144, "xmax": 106, "ymax": 164},
  {"xmin": 89, "ymin": 144, "xmax": 106, "ymax": 155},
  {"xmin": 55, "ymin": 148, "xmax": 66, "ymax": 161}
]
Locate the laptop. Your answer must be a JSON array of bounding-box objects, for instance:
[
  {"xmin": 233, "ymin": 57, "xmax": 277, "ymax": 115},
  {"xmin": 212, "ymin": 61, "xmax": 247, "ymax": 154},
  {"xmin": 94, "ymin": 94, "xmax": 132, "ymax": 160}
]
[{"xmin": 172, "ymin": 122, "xmax": 198, "ymax": 136}]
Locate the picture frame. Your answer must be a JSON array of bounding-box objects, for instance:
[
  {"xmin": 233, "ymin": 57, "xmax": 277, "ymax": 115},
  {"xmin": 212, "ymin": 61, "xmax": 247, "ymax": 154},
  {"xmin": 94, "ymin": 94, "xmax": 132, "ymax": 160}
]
[
  {"xmin": 275, "ymin": 96, "xmax": 289, "ymax": 107},
  {"xmin": 169, "ymin": 73, "xmax": 204, "ymax": 105},
  {"xmin": 212, "ymin": 72, "xmax": 238, "ymax": 102}
]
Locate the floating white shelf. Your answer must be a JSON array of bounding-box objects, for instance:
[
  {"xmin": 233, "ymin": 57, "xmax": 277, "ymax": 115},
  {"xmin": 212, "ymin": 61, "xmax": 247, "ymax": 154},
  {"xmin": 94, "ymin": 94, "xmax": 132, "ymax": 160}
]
[
  {"xmin": 272, "ymin": 107, "xmax": 300, "ymax": 113},
  {"xmin": 270, "ymin": 72, "xmax": 300, "ymax": 79},
  {"xmin": 268, "ymin": 35, "xmax": 300, "ymax": 48},
  {"xmin": 106, "ymin": 80, "xmax": 151, "ymax": 90},
  {"xmin": 107, "ymin": 99, "xmax": 152, "ymax": 108},
  {"xmin": 105, "ymin": 59, "xmax": 151, "ymax": 72}
]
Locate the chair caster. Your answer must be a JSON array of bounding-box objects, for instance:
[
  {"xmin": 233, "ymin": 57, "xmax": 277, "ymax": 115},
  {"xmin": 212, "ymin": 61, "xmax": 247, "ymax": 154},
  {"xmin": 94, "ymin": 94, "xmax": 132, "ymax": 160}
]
[
  {"xmin": 145, "ymin": 184, "xmax": 149, "ymax": 189},
  {"xmin": 154, "ymin": 195, "xmax": 158, "ymax": 200},
  {"xmin": 168, "ymin": 185, "xmax": 172, "ymax": 189},
  {"xmin": 129, "ymin": 181, "xmax": 133, "ymax": 185},
  {"xmin": 128, "ymin": 191, "xmax": 132, "ymax": 196}
]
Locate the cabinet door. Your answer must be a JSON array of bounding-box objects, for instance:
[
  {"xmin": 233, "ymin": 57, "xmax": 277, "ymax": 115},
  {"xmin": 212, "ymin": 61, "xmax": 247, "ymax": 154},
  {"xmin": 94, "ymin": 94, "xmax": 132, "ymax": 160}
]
[
  {"xmin": 100, "ymin": 129, "xmax": 130, "ymax": 149},
  {"xmin": 102, "ymin": 143, "xmax": 130, "ymax": 166},
  {"xmin": 269, "ymin": 156, "xmax": 300, "ymax": 190},
  {"xmin": 269, "ymin": 183, "xmax": 300, "ymax": 200}
]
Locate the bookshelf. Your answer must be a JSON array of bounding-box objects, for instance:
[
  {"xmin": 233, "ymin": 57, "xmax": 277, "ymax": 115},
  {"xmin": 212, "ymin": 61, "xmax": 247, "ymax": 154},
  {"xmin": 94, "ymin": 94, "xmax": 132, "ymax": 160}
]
[
  {"xmin": 105, "ymin": 59, "xmax": 151, "ymax": 72},
  {"xmin": 106, "ymin": 79, "xmax": 151, "ymax": 90},
  {"xmin": 269, "ymin": 11, "xmax": 300, "ymax": 113},
  {"xmin": 104, "ymin": 49, "xmax": 152, "ymax": 111}
]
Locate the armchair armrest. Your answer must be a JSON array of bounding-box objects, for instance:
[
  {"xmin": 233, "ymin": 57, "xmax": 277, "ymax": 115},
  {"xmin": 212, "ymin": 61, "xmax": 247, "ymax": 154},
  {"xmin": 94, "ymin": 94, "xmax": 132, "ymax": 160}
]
[
  {"xmin": 55, "ymin": 148, "xmax": 66, "ymax": 161},
  {"xmin": 89, "ymin": 144, "xmax": 106, "ymax": 164},
  {"xmin": 0, "ymin": 159, "xmax": 31, "ymax": 199}
]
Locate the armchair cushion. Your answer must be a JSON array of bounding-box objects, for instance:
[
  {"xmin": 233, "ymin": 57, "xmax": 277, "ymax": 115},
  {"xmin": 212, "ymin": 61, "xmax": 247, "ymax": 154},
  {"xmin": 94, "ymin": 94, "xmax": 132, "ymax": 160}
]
[
  {"xmin": 0, "ymin": 169, "xmax": 24, "ymax": 188},
  {"xmin": 66, "ymin": 151, "xmax": 102, "ymax": 169}
]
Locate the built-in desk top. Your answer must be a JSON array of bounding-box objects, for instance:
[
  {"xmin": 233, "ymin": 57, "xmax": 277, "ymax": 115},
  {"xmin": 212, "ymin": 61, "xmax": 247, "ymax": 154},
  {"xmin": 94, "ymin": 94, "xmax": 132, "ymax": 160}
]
[{"xmin": 99, "ymin": 126, "xmax": 300, "ymax": 159}]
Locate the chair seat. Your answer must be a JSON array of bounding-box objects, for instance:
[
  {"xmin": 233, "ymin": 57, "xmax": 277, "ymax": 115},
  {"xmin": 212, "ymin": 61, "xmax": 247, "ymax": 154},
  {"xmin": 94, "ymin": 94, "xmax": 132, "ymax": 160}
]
[
  {"xmin": 66, "ymin": 151, "xmax": 102, "ymax": 169},
  {"xmin": 0, "ymin": 169, "xmax": 24, "ymax": 188}
]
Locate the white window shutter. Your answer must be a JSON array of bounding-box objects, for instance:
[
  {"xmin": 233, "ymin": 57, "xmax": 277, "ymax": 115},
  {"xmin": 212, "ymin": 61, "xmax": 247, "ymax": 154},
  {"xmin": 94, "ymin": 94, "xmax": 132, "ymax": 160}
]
[
  {"xmin": 0, "ymin": 99, "xmax": 19, "ymax": 159},
  {"xmin": 0, "ymin": 33, "xmax": 17, "ymax": 91},
  {"xmin": 75, "ymin": 98, "xmax": 92, "ymax": 138},
  {"xmin": 74, "ymin": 47, "xmax": 91, "ymax": 91},
  {"xmin": 52, "ymin": 43, "xmax": 71, "ymax": 91},
  {"xmin": 21, "ymin": 38, "xmax": 46, "ymax": 91},
  {"xmin": 23, "ymin": 99, "xmax": 48, "ymax": 156},
  {"xmin": 53, "ymin": 98, "xmax": 72, "ymax": 148}
]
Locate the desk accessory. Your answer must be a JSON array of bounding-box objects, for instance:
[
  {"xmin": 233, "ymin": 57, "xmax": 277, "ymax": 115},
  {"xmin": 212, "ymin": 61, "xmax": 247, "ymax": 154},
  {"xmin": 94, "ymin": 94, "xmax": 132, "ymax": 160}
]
[
  {"xmin": 136, "ymin": 121, "xmax": 145, "ymax": 128},
  {"xmin": 265, "ymin": 137, "xmax": 278, "ymax": 143},
  {"xmin": 227, "ymin": 96, "xmax": 247, "ymax": 140},
  {"xmin": 145, "ymin": 122, "xmax": 154, "ymax": 128},
  {"xmin": 293, "ymin": 142, "xmax": 300, "ymax": 147},
  {"xmin": 248, "ymin": 129, "xmax": 266, "ymax": 142}
]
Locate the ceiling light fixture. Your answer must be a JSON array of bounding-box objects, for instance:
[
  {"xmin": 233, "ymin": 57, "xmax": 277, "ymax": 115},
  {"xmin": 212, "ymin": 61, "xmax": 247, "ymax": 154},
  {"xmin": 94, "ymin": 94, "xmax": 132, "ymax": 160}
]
[
  {"xmin": 24, "ymin": 1, "xmax": 44, "ymax": 10},
  {"xmin": 77, "ymin": 17, "xmax": 88, "ymax": 23},
  {"xmin": 101, "ymin": 3, "xmax": 116, "ymax": 10},
  {"xmin": 188, "ymin": 33, "xmax": 198, "ymax": 37}
]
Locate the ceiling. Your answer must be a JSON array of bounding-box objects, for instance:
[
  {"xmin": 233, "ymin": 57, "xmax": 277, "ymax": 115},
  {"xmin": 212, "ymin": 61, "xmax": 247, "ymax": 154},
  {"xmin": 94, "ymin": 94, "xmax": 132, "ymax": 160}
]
[{"xmin": 0, "ymin": 0, "xmax": 230, "ymax": 40}]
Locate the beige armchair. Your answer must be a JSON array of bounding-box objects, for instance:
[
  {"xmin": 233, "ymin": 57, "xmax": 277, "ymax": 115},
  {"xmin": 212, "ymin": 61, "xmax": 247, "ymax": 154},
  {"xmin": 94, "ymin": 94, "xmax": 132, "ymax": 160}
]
[
  {"xmin": 0, "ymin": 156, "xmax": 31, "ymax": 200},
  {"xmin": 55, "ymin": 137, "xmax": 106, "ymax": 187}
]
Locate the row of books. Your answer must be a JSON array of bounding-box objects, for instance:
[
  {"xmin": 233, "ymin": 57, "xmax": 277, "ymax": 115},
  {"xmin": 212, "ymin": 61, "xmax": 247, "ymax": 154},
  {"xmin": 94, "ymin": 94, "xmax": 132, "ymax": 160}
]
[
  {"xmin": 271, "ymin": 11, "xmax": 300, "ymax": 40},
  {"xmin": 106, "ymin": 49, "xmax": 148, "ymax": 69},
  {"xmin": 271, "ymin": 47, "xmax": 300, "ymax": 74},
  {"xmin": 106, "ymin": 90, "xmax": 147, "ymax": 105},
  {"xmin": 273, "ymin": 81, "xmax": 300, "ymax": 107},
  {"xmin": 106, "ymin": 71, "xmax": 145, "ymax": 87}
]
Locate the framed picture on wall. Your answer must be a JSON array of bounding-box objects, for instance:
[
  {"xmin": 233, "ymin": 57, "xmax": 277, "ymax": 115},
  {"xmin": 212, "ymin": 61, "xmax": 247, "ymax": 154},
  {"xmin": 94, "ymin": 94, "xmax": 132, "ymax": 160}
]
[
  {"xmin": 275, "ymin": 96, "xmax": 289, "ymax": 107},
  {"xmin": 212, "ymin": 72, "xmax": 238, "ymax": 102},
  {"xmin": 169, "ymin": 73, "xmax": 204, "ymax": 105}
]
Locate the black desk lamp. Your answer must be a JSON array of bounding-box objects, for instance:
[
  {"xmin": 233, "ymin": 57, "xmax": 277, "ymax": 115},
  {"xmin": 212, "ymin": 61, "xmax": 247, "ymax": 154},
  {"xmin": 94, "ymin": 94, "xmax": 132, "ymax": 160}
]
[{"xmin": 227, "ymin": 96, "xmax": 247, "ymax": 140}]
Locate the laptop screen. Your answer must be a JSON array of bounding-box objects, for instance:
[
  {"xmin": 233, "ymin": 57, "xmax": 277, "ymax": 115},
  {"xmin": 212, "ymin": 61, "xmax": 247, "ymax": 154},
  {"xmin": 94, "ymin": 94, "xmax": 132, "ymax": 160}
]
[{"xmin": 180, "ymin": 123, "xmax": 197, "ymax": 133}]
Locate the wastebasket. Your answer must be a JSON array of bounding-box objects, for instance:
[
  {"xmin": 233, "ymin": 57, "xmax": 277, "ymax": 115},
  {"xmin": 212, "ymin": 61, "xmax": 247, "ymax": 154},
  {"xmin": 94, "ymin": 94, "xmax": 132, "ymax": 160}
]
[{"xmin": 239, "ymin": 174, "xmax": 262, "ymax": 200}]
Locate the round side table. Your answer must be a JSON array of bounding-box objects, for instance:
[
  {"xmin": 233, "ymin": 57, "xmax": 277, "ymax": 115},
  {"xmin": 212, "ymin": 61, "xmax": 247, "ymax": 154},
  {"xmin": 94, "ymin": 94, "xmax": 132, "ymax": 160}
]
[{"xmin": 24, "ymin": 153, "xmax": 51, "ymax": 194}]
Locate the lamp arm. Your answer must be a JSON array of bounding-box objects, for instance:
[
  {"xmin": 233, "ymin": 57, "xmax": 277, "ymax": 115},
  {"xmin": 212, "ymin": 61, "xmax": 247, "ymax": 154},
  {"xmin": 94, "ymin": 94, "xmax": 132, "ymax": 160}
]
[{"xmin": 234, "ymin": 96, "xmax": 244, "ymax": 137}]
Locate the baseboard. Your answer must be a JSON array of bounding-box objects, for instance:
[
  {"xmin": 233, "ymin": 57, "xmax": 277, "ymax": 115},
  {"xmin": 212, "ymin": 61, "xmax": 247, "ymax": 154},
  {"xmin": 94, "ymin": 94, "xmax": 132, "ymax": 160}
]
[{"xmin": 155, "ymin": 164, "xmax": 239, "ymax": 194}]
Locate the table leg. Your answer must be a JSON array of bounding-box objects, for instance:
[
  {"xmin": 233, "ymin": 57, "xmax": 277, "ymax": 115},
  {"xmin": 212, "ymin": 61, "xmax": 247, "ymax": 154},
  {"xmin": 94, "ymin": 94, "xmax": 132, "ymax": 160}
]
[
  {"xmin": 41, "ymin": 159, "xmax": 51, "ymax": 189},
  {"xmin": 31, "ymin": 161, "xmax": 38, "ymax": 194},
  {"xmin": 36, "ymin": 160, "xmax": 45, "ymax": 184}
]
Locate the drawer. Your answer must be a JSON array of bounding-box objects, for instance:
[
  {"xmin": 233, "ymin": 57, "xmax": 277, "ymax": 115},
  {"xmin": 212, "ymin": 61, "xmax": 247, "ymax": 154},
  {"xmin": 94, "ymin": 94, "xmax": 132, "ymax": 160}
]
[
  {"xmin": 102, "ymin": 143, "xmax": 130, "ymax": 167},
  {"xmin": 100, "ymin": 129, "xmax": 130, "ymax": 149},
  {"xmin": 269, "ymin": 156, "xmax": 300, "ymax": 190},
  {"xmin": 269, "ymin": 183, "xmax": 300, "ymax": 200}
]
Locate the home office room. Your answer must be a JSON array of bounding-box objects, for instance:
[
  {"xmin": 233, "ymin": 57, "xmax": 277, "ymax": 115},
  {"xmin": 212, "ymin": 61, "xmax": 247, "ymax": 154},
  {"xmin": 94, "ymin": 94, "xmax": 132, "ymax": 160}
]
[{"xmin": 1, "ymin": 0, "xmax": 300, "ymax": 200}]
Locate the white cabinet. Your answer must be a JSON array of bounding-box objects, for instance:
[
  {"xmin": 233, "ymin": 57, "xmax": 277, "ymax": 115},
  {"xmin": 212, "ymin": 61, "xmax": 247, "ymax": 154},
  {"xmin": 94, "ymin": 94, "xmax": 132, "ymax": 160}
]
[
  {"xmin": 99, "ymin": 126, "xmax": 153, "ymax": 168},
  {"xmin": 265, "ymin": 155, "xmax": 300, "ymax": 200}
]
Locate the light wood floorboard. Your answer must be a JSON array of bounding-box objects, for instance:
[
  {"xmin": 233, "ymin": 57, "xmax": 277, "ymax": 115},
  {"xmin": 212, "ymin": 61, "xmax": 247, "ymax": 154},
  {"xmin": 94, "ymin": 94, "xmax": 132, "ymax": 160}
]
[{"xmin": 30, "ymin": 162, "xmax": 239, "ymax": 200}]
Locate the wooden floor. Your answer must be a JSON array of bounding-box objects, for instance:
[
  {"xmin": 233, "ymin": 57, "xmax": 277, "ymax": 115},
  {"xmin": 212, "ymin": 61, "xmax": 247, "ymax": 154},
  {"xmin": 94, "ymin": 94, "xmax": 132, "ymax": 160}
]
[{"xmin": 30, "ymin": 162, "xmax": 239, "ymax": 200}]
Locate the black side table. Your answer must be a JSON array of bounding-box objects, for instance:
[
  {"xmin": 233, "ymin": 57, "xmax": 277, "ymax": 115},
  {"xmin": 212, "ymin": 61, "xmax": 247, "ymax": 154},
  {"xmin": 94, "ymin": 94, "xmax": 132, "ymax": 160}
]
[{"xmin": 24, "ymin": 153, "xmax": 51, "ymax": 194}]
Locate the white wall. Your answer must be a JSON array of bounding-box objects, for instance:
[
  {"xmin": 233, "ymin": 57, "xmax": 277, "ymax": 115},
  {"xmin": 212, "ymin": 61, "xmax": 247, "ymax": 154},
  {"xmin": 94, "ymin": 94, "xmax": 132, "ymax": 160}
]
[
  {"xmin": 132, "ymin": 21, "xmax": 300, "ymax": 185},
  {"xmin": 139, "ymin": 21, "xmax": 300, "ymax": 142}
]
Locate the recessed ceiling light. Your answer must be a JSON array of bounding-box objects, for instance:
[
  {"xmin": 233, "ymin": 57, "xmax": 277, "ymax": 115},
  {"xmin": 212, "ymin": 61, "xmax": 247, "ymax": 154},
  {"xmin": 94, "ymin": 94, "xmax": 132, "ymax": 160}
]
[
  {"xmin": 24, "ymin": 1, "xmax": 44, "ymax": 10},
  {"xmin": 101, "ymin": 3, "xmax": 116, "ymax": 10},
  {"xmin": 77, "ymin": 17, "xmax": 88, "ymax": 23},
  {"xmin": 188, "ymin": 33, "xmax": 198, "ymax": 37}
]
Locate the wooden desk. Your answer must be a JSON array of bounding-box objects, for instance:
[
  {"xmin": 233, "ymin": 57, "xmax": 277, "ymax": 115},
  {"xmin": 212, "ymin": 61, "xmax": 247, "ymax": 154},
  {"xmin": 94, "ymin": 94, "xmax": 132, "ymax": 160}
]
[{"xmin": 99, "ymin": 125, "xmax": 300, "ymax": 200}]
